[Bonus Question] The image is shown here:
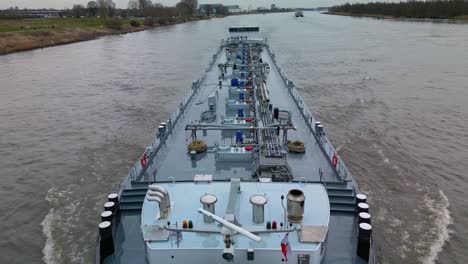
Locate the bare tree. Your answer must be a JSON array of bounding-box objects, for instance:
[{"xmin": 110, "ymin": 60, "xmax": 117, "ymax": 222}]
[
  {"xmin": 97, "ymin": 0, "xmax": 116, "ymax": 17},
  {"xmin": 138, "ymin": 0, "xmax": 153, "ymax": 10},
  {"xmin": 128, "ymin": 0, "xmax": 138, "ymax": 10},
  {"xmin": 87, "ymin": 1, "xmax": 98, "ymax": 16},
  {"xmin": 176, "ymin": 1, "xmax": 191, "ymax": 17},
  {"xmin": 182, "ymin": 0, "xmax": 197, "ymax": 15},
  {"xmin": 214, "ymin": 5, "xmax": 227, "ymax": 15},
  {"xmin": 203, "ymin": 4, "xmax": 213, "ymax": 16}
]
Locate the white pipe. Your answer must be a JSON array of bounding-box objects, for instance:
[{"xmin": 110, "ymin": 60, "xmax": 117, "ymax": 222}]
[
  {"xmin": 149, "ymin": 185, "xmax": 168, "ymax": 194},
  {"xmin": 148, "ymin": 190, "xmax": 164, "ymax": 199},
  {"xmin": 147, "ymin": 196, "xmax": 161, "ymax": 203},
  {"xmin": 198, "ymin": 208, "xmax": 262, "ymax": 243}
]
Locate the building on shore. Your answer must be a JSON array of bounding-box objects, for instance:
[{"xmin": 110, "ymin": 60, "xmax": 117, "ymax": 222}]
[
  {"xmin": 225, "ymin": 5, "xmax": 242, "ymax": 13},
  {"xmin": 0, "ymin": 9, "xmax": 66, "ymax": 18},
  {"xmin": 198, "ymin": 4, "xmax": 226, "ymax": 14}
]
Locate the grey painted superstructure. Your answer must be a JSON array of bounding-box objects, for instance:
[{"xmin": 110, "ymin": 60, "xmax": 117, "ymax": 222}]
[{"xmin": 96, "ymin": 27, "xmax": 376, "ymax": 264}]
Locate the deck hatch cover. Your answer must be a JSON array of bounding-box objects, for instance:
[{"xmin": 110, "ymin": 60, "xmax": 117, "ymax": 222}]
[
  {"xmin": 194, "ymin": 174, "xmax": 213, "ymax": 182},
  {"xmin": 298, "ymin": 226, "xmax": 328, "ymax": 243}
]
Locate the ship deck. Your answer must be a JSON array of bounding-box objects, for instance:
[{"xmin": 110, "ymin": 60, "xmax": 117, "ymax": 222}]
[
  {"xmin": 101, "ymin": 40, "xmax": 373, "ymax": 264},
  {"xmin": 136, "ymin": 46, "xmax": 339, "ymax": 183}
]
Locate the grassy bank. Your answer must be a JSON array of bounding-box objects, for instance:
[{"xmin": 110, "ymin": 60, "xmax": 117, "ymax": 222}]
[
  {"xmin": 325, "ymin": 11, "xmax": 468, "ymax": 22},
  {"xmin": 327, "ymin": 0, "xmax": 468, "ymax": 21},
  {"xmin": 0, "ymin": 16, "xmax": 210, "ymax": 55}
]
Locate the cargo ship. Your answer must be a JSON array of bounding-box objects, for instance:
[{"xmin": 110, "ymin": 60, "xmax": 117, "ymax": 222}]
[{"xmin": 96, "ymin": 26, "xmax": 376, "ymax": 264}]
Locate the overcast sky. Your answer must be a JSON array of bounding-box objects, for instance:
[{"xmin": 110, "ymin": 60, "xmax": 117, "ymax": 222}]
[{"xmin": 0, "ymin": 0, "xmax": 367, "ymax": 10}]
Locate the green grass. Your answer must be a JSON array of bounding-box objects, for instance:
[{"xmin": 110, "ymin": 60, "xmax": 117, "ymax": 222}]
[{"xmin": 0, "ymin": 17, "xmax": 143, "ymax": 33}]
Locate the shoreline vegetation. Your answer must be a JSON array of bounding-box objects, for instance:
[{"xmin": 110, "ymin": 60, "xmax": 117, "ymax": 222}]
[
  {"xmin": 0, "ymin": 16, "xmax": 215, "ymax": 55},
  {"xmin": 0, "ymin": 0, "xmax": 226, "ymax": 55},
  {"xmin": 328, "ymin": 0, "xmax": 468, "ymax": 21}
]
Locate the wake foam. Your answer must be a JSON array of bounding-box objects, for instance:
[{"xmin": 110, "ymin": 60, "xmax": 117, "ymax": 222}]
[
  {"xmin": 41, "ymin": 187, "xmax": 87, "ymax": 264},
  {"xmin": 41, "ymin": 187, "xmax": 61, "ymax": 264},
  {"xmin": 421, "ymin": 190, "xmax": 453, "ymax": 264}
]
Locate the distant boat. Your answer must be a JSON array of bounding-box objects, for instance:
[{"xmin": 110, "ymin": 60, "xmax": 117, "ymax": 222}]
[{"xmin": 295, "ymin": 11, "xmax": 304, "ymax": 17}]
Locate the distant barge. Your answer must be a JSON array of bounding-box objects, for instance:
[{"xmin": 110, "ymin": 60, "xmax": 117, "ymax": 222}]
[{"xmin": 295, "ymin": 11, "xmax": 304, "ymax": 17}]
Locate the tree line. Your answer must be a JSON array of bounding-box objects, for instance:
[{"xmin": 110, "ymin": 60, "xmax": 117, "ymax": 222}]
[
  {"xmin": 0, "ymin": 0, "xmax": 201, "ymax": 19},
  {"xmin": 330, "ymin": 0, "xmax": 468, "ymax": 19},
  {"xmin": 72, "ymin": 0, "xmax": 198, "ymax": 18}
]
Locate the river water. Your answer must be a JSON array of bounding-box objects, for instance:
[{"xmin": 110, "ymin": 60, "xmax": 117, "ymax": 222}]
[{"xmin": 1, "ymin": 11, "xmax": 467, "ymax": 264}]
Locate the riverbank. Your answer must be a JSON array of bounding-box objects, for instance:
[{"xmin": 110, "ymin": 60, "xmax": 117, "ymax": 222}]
[
  {"xmin": 325, "ymin": 11, "xmax": 468, "ymax": 23},
  {"xmin": 0, "ymin": 16, "xmax": 212, "ymax": 55}
]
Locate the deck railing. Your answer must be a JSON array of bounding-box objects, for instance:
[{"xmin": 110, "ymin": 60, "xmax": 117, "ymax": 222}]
[
  {"xmin": 266, "ymin": 45, "xmax": 351, "ymax": 182},
  {"xmin": 128, "ymin": 44, "xmax": 224, "ymax": 182}
]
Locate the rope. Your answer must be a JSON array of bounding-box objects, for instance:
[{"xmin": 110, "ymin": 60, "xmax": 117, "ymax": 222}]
[
  {"xmin": 188, "ymin": 140, "xmax": 208, "ymax": 153},
  {"xmin": 201, "ymin": 110, "xmax": 216, "ymax": 123},
  {"xmin": 287, "ymin": 140, "xmax": 305, "ymax": 153}
]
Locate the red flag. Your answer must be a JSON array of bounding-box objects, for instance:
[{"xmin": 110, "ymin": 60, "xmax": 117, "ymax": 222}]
[{"xmin": 281, "ymin": 233, "xmax": 291, "ymax": 261}]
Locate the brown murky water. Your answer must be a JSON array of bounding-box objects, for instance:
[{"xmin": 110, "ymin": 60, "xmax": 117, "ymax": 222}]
[{"xmin": 1, "ymin": 12, "xmax": 467, "ymax": 264}]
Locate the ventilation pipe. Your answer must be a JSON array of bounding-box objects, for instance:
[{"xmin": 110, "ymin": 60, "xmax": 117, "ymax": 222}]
[
  {"xmin": 200, "ymin": 194, "xmax": 217, "ymax": 223},
  {"xmin": 250, "ymin": 195, "xmax": 267, "ymax": 224},
  {"xmin": 148, "ymin": 185, "xmax": 171, "ymax": 218},
  {"xmin": 287, "ymin": 189, "xmax": 305, "ymax": 223}
]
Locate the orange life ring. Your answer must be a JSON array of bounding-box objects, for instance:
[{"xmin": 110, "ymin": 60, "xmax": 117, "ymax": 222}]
[{"xmin": 332, "ymin": 154, "xmax": 338, "ymax": 167}]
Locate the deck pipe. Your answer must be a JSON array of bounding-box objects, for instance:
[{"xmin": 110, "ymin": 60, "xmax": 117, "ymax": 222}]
[
  {"xmin": 104, "ymin": 201, "xmax": 116, "ymax": 214},
  {"xmin": 315, "ymin": 121, "xmax": 323, "ymax": 136},
  {"xmin": 101, "ymin": 211, "xmax": 113, "ymax": 222},
  {"xmin": 108, "ymin": 193, "xmax": 119, "ymax": 210},
  {"xmin": 356, "ymin": 193, "xmax": 367, "ymax": 205},
  {"xmin": 317, "ymin": 124, "xmax": 324, "ymax": 136},
  {"xmin": 108, "ymin": 193, "xmax": 118, "ymax": 203},
  {"xmin": 357, "ymin": 202, "xmax": 369, "ymax": 214},
  {"xmin": 359, "ymin": 212, "xmax": 371, "ymax": 224},
  {"xmin": 161, "ymin": 122, "xmax": 167, "ymax": 132},
  {"xmin": 190, "ymin": 150, "xmax": 197, "ymax": 160},
  {"xmin": 273, "ymin": 107, "xmax": 279, "ymax": 120},
  {"xmin": 148, "ymin": 185, "xmax": 171, "ymax": 214},
  {"xmin": 99, "ymin": 221, "xmax": 114, "ymax": 263},
  {"xmin": 357, "ymin": 223, "xmax": 372, "ymax": 262},
  {"xmin": 157, "ymin": 125, "xmax": 165, "ymax": 136}
]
